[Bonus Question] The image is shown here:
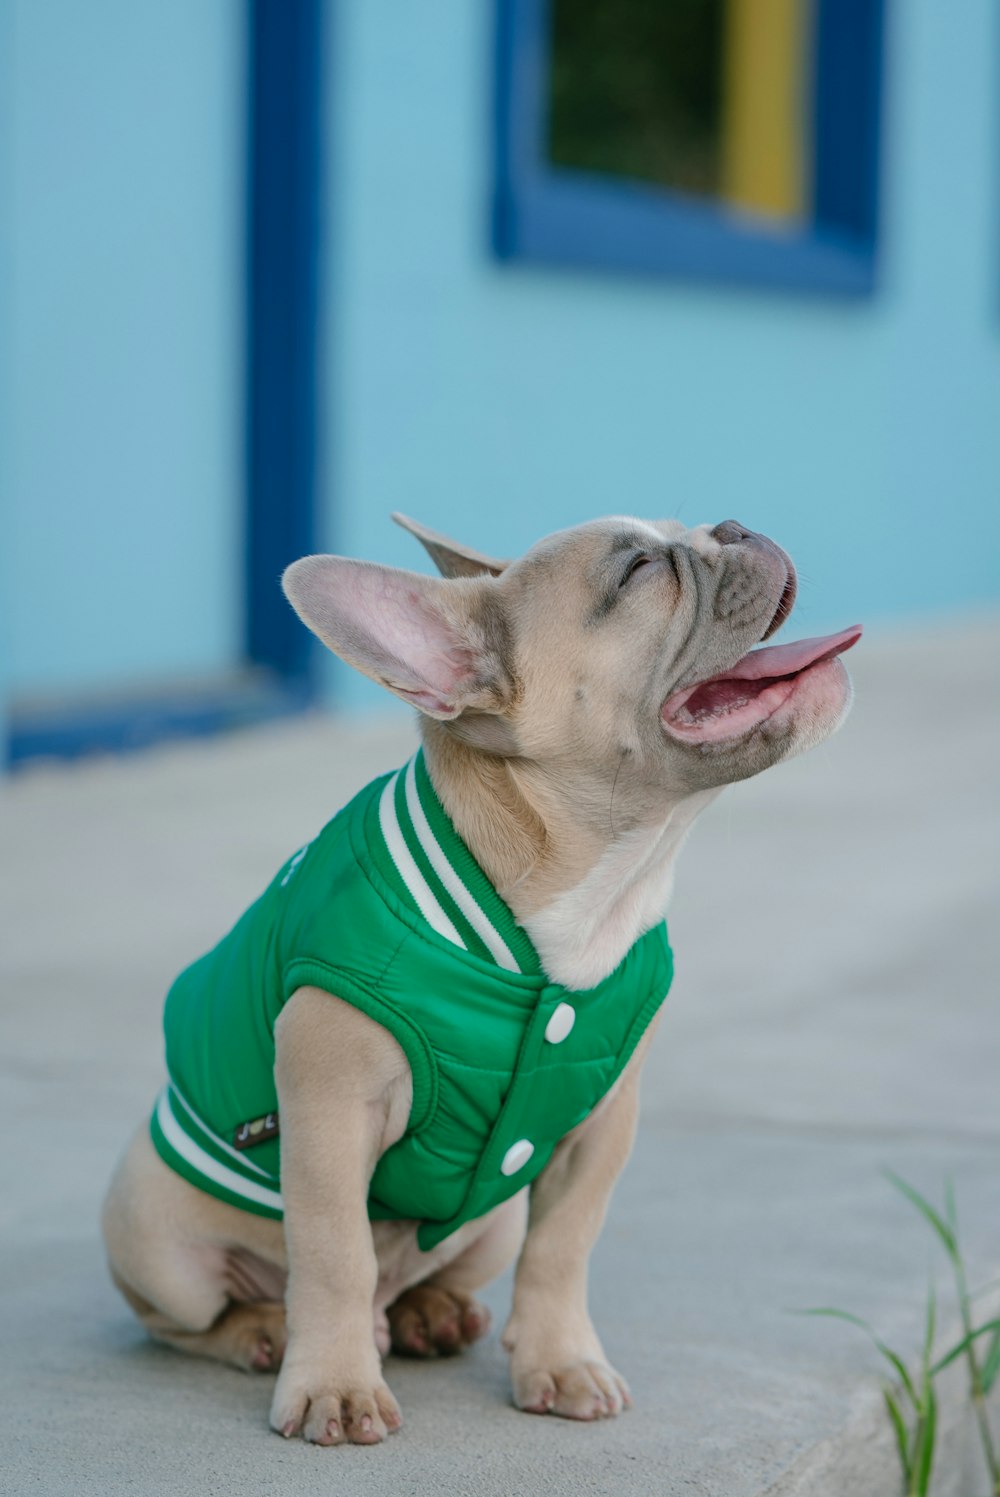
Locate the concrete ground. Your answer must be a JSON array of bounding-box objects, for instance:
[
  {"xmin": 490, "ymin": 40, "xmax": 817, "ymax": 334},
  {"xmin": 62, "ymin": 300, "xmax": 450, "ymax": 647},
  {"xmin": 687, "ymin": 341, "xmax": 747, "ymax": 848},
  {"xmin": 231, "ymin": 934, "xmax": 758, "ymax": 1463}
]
[{"xmin": 3, "ymin": 617, "xmax": 999, "ymax": 1497}]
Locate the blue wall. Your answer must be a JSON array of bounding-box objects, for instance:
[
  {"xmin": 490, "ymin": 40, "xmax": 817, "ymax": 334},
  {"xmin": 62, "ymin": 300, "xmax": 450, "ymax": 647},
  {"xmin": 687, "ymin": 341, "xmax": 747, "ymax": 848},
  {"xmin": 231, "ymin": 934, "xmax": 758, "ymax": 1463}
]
[
  {"xmin": 2, "ymin": 0, "xmax": 243, "ymax": 700},
  {"xmin": 325, "ymin": 0, "xmax": 1000, "ymax": 708}
]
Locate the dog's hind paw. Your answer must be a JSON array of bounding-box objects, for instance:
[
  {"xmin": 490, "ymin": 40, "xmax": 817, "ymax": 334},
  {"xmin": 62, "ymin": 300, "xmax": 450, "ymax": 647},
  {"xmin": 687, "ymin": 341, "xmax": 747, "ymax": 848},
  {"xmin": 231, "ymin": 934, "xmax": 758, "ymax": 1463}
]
[
  {"xmin": 386, "ymin": 1285, "xmax": 491, "ymax": 1357},
  {"xmin": 179, "ymin": 1300, "xmax": 287, "ymax": 1373}
]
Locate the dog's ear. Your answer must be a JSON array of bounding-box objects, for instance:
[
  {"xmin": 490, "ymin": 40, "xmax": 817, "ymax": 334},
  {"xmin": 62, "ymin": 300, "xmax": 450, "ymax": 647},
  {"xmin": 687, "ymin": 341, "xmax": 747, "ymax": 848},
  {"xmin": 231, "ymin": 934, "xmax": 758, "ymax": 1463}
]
[
  {"xmin": 391, "ymin": 513, "xmax": 508, "ymax": 579},
  {"xmin": 282, "ymin": 556, "xmax": 512, "ymax": 719}
]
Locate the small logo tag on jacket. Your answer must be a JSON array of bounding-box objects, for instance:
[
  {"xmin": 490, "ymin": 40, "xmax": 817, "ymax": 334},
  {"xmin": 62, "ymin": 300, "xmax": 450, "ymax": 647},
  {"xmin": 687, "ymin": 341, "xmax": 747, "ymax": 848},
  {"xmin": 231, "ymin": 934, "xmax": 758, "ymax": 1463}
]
[{"xmin": 233, "ymin": 1113, "xmax": 280, "ymax": 1149}]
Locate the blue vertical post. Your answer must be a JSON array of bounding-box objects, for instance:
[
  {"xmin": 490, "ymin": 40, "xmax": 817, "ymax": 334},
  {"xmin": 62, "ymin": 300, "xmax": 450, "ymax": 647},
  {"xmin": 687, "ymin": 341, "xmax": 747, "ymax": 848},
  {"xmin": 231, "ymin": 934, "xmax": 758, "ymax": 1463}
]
[
  {"xmin": 812, "ymin": 0, "xmax": 885, "ymax": 247},
  {"xmin": 245, "ymin": 0, "xmax": 325, "ymax": 690}
]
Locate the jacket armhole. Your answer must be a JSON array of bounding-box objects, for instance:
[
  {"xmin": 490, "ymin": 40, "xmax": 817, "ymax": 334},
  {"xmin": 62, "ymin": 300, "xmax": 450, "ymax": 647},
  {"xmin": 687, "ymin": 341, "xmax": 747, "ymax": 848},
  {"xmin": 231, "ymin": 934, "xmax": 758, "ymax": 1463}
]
[
  {"xmin": 617, "ymin": 943, "xmax": 675, "ymax": 1077},
  {"xmin": 282, "ymin": 956, "xmax": 439, "ymax": 1136}
]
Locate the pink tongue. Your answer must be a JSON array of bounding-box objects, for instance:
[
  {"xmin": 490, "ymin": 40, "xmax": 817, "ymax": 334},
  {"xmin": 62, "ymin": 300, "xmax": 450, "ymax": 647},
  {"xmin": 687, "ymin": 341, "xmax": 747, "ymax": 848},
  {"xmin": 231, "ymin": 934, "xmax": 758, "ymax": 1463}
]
[{"xmin": 715, "ymin": 625, "xmax": 862, "ymax": 682}]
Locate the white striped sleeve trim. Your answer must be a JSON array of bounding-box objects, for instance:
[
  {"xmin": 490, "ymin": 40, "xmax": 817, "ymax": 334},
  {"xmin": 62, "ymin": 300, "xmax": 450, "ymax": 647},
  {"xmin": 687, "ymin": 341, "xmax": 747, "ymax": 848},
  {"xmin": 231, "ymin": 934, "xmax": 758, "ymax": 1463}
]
[
  {"xmin": 156, "ymin": 1089, "xmax": 284, "ymax": 1212},
  {"xmin": 378, "ymin": 772, "xmax": 466, "ymax": 949},
  {"xmin": 404, "ymin": 756, "xmax": 521, "ymax": 972},
  {"xmin": 169, "ymin": 1083, "xmax": 274, "ymax": 1179}
]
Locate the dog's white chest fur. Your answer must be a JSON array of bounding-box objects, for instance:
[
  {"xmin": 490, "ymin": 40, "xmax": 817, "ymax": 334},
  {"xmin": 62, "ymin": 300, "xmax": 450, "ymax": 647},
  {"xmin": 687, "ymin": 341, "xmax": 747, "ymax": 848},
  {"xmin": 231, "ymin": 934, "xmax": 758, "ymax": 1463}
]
[{"xmin": 523, "ymin": 792, "xmax": 718, "ymax": 990}]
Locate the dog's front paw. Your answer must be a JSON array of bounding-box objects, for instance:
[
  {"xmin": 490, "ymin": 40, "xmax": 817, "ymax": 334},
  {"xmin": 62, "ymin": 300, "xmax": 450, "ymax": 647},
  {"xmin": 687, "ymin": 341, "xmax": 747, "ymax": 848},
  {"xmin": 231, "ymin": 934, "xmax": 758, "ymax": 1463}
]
[
  {"xmin": 270, "ymin": 1358, "xmax": 402, "ymax": 1445},
  {"xmin": 511, "ymin": 1358, "xmax": 631, "ymax": 1421}
]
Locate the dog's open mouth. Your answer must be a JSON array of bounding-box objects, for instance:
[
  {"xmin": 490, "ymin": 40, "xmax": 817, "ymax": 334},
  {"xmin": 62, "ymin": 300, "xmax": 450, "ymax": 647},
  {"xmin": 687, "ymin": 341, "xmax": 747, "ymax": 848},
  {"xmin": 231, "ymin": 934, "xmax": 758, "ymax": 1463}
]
[{"xmin": 661, "ymin": 625, "xmax": 862, "ymax": 745}]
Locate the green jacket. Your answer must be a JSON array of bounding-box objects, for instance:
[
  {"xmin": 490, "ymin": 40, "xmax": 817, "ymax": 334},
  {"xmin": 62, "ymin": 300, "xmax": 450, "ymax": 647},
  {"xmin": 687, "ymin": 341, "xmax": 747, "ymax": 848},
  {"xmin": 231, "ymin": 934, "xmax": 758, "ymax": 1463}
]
[{"xmin": 150, "ymin": 751, "xmax": 673, "ymax": 1250}]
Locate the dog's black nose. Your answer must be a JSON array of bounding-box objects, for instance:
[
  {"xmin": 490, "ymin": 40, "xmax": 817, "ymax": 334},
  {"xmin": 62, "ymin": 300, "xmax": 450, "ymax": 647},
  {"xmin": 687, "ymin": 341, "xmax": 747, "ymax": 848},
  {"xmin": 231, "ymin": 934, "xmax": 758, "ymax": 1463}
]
[{"xmin": 710, "ymin": 519, "xmax": 753, "ymax": 546}]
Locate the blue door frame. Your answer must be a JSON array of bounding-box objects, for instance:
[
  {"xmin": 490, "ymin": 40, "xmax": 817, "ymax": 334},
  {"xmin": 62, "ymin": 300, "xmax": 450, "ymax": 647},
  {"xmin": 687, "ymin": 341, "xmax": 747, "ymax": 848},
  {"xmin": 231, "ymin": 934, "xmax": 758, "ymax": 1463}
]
[
  {"xmin": 7, "ymin": 0, "xmax": 326, "ymax": 767},
  {"xmin": 246, "ymin": 0, "xmax": 324, "ymax": 690}
]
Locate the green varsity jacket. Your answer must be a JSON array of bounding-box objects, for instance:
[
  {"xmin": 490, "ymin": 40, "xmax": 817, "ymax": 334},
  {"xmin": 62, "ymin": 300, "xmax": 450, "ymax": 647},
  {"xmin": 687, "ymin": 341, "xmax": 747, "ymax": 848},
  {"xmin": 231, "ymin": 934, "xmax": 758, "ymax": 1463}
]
[{"xmin": 150, "ymin": 750, "xmax": 673, "ymax": 1251}]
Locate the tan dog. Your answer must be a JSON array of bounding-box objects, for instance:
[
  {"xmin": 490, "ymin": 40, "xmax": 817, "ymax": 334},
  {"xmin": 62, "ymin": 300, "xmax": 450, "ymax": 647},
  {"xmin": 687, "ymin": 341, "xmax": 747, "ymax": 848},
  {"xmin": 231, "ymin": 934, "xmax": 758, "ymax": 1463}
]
[{"xmin": 102, "ymin": 514, "xmax": 860, "ymax": 1445}]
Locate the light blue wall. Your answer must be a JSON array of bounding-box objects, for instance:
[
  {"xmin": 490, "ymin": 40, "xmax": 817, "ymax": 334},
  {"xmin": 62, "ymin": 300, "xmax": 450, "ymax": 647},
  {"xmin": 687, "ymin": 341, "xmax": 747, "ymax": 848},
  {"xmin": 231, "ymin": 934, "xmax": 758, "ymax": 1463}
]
[
  {"xmin": 3, "ymin": 0, "xmax": 243, "ymax": 699},
  {"xmin": 325, "ymin": 0, "xmax": 1000, "ymax": 709},
  {"xmin": 5, "ymin": 0, "xmax": 996, "ymax": 728}
]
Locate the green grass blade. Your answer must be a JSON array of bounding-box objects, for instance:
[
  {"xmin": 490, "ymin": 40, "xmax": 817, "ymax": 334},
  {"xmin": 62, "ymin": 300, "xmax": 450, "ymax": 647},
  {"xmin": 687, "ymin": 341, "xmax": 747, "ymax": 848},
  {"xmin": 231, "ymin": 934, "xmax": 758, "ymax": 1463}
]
[
  {"xmin": 944, "ymin": 1175, "xmax": 958, "ymax": 1234},
  {"xmin": 981, "ymin": 1326, "xmax": 1000, "ymax": 1395},
  {"xmin": 884, "ymin": 1387, "xmax": 912, "ymax": 1485},
  {"xmin": 874, "ymin": 1341, "xmax": 919, "ymax": 1409},
  {"xmin": 914, "ymin": 1380, "xmax": 937, "ymax": 1497},
  {"xmin": 796, "ymin": 1307, "xmax": 874, "ymax": 1332},
  {"xmin": 923, "ymin": 1283, "xmax": 936, "ymax": 1373},
  {"xmin": 884, "ymin": 1170, "xmax": 959, "ymax": 1265},
  {"xmin": 797, "ymin": 1308, "xmax": 919, "ymax": 1406},
  {"xmin": 908, "ymin": 1412, "xmax": 928, "ymax": 1497},
  {"xmin": 931, "ymin": 1319, "xmax": 1000, "ymax": 1377},
  {"xmin": 907, "ymin": 1289, "xmax": 938, "ymax": 1497}
]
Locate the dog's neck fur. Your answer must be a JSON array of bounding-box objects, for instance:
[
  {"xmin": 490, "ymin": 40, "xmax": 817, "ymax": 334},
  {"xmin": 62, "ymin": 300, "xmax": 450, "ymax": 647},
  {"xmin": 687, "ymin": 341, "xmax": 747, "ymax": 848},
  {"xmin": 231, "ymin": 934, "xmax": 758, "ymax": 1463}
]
[{"xmin": 421, "ymin": 725, "xmax": 718, "ymax": 990}]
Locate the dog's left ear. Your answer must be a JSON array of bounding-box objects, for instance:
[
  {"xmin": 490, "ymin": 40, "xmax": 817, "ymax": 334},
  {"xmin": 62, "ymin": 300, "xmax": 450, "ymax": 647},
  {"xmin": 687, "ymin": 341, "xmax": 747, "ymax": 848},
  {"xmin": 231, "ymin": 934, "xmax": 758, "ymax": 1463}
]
[
  {"xmin": 282, "ymin": 555, "xmax": 512, "ymax": 719},
  {"xmin": 392, "ymin": 513, "xmax": 508, "ymax": 579}
]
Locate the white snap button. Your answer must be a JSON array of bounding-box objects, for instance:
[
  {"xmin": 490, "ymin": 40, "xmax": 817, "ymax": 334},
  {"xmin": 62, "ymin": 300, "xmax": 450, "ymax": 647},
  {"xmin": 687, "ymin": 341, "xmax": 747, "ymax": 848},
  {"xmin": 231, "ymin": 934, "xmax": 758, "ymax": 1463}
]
[
  {"xmin": 544, "ymin": 1002, "xmax": 576, "ymax": 1045},
  {"xmin": 500, "ymin": 1139, "xmax": 534, "ymax": 1176}
]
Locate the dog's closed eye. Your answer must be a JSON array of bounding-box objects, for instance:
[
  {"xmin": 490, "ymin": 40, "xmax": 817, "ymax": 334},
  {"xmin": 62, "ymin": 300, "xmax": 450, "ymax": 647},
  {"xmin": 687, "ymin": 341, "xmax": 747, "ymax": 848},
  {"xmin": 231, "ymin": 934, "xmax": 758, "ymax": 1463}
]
[{"xmin": 620, "ymin": 553, "xmax": 653, "ymax": 587}]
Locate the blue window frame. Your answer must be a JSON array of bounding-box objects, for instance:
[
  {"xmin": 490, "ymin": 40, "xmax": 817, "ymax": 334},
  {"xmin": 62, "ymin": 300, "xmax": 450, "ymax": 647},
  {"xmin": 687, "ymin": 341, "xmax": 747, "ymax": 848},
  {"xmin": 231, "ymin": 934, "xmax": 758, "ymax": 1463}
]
[{"xmin": 493, "ymin": 0, "xmax": 885, "ymax": 295}]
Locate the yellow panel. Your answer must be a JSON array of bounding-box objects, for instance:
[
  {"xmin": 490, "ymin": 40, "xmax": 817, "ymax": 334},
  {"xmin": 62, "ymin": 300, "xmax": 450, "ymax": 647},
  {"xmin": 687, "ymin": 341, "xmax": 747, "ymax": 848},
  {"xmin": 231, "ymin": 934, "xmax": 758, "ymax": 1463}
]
[{"xmin": 721, "ymin": 0, "xmax": 807, "ymax": 222}]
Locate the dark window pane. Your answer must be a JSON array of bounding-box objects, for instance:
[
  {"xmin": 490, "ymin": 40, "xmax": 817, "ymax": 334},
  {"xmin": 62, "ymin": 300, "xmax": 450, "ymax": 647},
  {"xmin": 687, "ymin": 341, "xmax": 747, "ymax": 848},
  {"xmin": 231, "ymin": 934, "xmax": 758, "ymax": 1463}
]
[
  {"xmin": 548, "ymin": 0, "xmax": 727, "ymax": 199},
  {"xmin": 546, "ymin": 0, "xmax": 809, "ymax": 224}
]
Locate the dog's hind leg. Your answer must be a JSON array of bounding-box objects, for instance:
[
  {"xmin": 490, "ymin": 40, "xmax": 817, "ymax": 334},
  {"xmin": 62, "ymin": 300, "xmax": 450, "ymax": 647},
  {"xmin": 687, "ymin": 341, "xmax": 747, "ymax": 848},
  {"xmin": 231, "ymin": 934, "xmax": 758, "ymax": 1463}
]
[
  {"xmin": 102, "ymin": 1126, "xmax": 289, "ymax": 1372},
  {"xmin": 386, "ymin": 1189, "xmax": 527, "ymax": 1357},
  {"xmin": 111, "ymin": 1269, "xmax": 287, "ymax": 1371}
]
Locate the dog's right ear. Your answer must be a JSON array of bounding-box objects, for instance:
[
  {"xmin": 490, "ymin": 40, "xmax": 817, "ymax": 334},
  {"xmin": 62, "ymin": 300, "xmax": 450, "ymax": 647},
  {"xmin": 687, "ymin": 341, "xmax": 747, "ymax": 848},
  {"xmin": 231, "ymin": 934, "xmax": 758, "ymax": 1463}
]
[
  {"xmin": 282, "ymin": 555, "xmax": 512, "ymax": 719},
  {"xmin": 392, "ymin": 513, "xmax": 508, "ymax": 579}
]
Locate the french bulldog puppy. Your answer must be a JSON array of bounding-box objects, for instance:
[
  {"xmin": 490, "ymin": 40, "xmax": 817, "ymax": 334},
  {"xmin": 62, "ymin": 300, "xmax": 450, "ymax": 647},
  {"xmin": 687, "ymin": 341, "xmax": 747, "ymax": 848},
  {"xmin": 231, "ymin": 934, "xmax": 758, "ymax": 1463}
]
[{"xmin": 102, "ymin": 515, "xmax": 860, "ymax": 1445}]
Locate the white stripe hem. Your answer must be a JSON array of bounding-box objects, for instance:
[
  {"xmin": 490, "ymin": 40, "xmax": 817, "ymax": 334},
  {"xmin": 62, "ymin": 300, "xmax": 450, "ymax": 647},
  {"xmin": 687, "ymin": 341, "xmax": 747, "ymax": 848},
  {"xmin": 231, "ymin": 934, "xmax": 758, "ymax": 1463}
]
[
  {"xmin": 156, "ymin": 1089, "xmax": 284, "ymax": 1213},
  {"xmin": 168, "ymin": 1082, "xmax": 273, "ymax": 1179}
]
